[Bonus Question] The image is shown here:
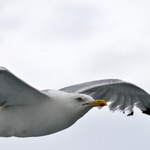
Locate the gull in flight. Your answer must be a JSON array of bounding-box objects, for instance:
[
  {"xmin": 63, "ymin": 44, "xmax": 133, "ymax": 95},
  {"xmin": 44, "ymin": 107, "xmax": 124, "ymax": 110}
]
[{"xmin": 0, "ymin": 67, "xmax": 149, "ymax": 137}]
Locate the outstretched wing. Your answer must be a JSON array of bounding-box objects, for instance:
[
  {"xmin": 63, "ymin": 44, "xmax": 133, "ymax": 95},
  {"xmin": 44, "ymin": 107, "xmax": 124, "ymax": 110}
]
[
  {"xmin": 0, "ymin": 67, "xmax": 49, "ymax": 107},
  {"xmin": 60, "ymin": 79, "xmax": 150, "ymax": 115}
]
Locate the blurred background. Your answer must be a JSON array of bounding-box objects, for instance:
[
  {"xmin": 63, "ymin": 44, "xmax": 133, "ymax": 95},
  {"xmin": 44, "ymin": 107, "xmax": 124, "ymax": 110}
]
[{"xmin": 0, "ymin": 0, "xmax": 150, "ymax": 150}]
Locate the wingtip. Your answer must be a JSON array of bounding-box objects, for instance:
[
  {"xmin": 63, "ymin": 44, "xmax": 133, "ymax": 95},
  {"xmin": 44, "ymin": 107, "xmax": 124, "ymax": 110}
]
[
  {"xmin": 127, "ymin": 111, "xmax": 134, "ymax": 116},
  {"xmin": 142, "ymin": 108, "xmax": 150, "ymax": 115}
]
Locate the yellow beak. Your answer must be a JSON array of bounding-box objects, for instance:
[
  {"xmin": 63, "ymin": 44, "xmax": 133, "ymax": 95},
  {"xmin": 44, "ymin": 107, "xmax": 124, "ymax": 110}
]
[{"xmin": 82, "ymin": 99, "xmax": 107, "ymax": 107}]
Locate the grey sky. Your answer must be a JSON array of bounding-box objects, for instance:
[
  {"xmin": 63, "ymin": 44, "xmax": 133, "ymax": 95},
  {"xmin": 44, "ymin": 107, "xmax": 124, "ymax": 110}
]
[{"xmin": 1, "ymin": 0, "xmax": 150, "ymax": 150}]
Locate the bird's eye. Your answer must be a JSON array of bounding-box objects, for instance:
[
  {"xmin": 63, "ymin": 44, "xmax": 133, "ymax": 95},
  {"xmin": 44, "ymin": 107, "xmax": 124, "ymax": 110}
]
[{"xmin": 76, "ymin": 97, "xmax": 83, "ymax": 102}]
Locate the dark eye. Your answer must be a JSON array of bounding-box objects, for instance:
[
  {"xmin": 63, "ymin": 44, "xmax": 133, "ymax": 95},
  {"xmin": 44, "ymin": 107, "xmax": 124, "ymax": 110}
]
[{"xmin": 76, "ymin": 97, "xmax": 83, "ymax": 102}]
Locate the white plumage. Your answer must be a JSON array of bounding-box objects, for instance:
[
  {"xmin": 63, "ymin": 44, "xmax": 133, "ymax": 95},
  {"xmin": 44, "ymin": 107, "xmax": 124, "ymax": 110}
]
[{"xmin": 0, "ymin": 67, "xmax": 149, "ymax": 137}]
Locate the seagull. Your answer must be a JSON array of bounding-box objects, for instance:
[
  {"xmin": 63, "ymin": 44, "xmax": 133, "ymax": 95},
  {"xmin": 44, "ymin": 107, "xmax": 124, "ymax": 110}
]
[{"xmin": 0, "ymin": 67, "xmax": 149, "ymax": 137}]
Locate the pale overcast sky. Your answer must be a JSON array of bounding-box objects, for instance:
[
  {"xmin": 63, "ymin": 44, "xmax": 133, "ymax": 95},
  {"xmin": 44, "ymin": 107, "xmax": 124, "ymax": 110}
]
[{"xmin": 1, "ymin": 0, "xmax": 150, "ymax": 150}]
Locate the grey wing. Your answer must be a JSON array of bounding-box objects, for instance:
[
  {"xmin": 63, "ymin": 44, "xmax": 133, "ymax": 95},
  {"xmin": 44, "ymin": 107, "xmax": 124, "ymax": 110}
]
[
  {"xmin": 60, "ymin": 79, "xmax": 150, "ymax": 115},
  {"xmin": 0, "ymin": 67, "xmax": 49, "ymax": 107}
]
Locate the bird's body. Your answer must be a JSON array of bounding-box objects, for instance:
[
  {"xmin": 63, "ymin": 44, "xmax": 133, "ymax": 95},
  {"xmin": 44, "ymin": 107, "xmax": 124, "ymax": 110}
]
[
  {"xmin": 0, "ymin": 90, "xmax": 92, "ymax": 137},
  {"xmin": 0, "ymin": 67, "xmax": 149, "ymax": 137}
]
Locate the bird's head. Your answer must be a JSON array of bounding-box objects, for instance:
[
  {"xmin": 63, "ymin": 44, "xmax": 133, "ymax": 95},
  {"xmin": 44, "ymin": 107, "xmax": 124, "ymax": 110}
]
[
  {"xmin": 63, "ymin": 93, "xmax": 107, "ymax": 121},
  {"xmin": 49, "ymin": 92, "xmax": 106, "ymax": 125}
]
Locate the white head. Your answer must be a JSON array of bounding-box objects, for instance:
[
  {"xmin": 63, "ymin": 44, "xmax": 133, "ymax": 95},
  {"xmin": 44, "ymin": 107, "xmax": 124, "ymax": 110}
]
[{"xmin": 47, "ymin": 90, "xmax": 107, "ymax": 120}]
